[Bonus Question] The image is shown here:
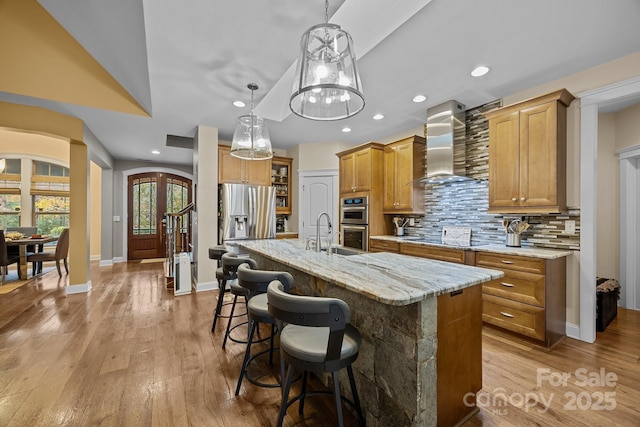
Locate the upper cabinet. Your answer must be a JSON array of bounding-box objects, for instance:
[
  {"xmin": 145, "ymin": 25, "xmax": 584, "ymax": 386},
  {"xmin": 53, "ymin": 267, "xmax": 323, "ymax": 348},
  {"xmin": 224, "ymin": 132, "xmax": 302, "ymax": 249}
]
[
  {"xmin": 218, "ymin": 145, "xmax": 271, "ymax": 186},
  {"xmin": 271, "ymin": 156, "xmax": 293, "ymax": 214},
  {"xmin": 337, "ymin": 142, "xmax": 385, "ymax": 195},
  {"xmin": 484, "ymin": 89, "xmax": 575, "ymax": 214},
  {"xmin": 383, "ymin": 135, "xmax": 425, "ymax": 214}
]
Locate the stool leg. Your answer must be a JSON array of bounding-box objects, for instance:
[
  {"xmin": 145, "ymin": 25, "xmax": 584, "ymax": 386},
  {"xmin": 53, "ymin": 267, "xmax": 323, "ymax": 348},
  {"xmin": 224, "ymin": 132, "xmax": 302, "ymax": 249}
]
[
  {"xmin": 332, "ymin": 371, "xmax": 344, "ymax": 427},
  {"xmin": 211, "ymin": 279, "xmax": 226, "ymax": 332},
  {"xmin": 268, "ymin": 324, "xmax": 276, "ymax": 365},
  {"xmin": 235, "ymin": 319, "xmax": 258, "ymax": 396},
  {"xmin": 277, "ymin": 364, "xmax": 295, "ymax": 427},
  {"xmin": 298, "ymin": 371, "xmax": 308, "ymax": 414},
  {"xmin": 347, "ymin": 365, "xmax": 365, "ymax": 427},
  {"xmin": 222, "ymin": 294, "xmax": 239, "ymax": 349}
]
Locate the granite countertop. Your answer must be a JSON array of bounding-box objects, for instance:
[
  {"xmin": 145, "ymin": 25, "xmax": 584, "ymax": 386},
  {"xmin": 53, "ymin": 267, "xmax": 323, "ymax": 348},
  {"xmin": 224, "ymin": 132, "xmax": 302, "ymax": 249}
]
[
  {"xmin": 276, "ymin": 231, "xmax": 298, "ymax": 235},
  {"xmin": 370, "ymin": 235, "xmax": 572, "ymax": 259},
  {"xmin": 236, "ymin": 239, "xmax": 503, "ymax": 306}
]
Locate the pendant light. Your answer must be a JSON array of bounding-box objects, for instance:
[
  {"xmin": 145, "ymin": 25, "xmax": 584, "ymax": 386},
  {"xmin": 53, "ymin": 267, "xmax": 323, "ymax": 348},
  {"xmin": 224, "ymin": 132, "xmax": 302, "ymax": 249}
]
[
  {"xmin": 290, "ymin": 0, "xmax": 364, "ymax": 121},
  {"xmin": 230, "ymin": 83, "xmax": 273, "ymax": 160}
]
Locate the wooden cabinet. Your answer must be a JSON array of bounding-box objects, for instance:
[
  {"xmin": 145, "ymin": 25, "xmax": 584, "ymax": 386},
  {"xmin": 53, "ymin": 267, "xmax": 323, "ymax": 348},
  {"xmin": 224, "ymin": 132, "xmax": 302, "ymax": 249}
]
[
  {"xmin": 383, "ymin": 135, "xmax": 425, "ymax": 214},
  {"xmin": 437, "ymin": 284, "xmax": 482, "ymax": 427},
  {"xmin": 368, "ymin": 239, "xmax": 400, "ymax": 253},
  {"xmin": 337, "ymin": 143, "xmax": 384, "ymax": 195},
  {"xmin": 218, "ymin": 145, "xmax": 271, "ymax": 186},
  {"xmin": 400, "ymin": 242, "xmax": 467, "ymax": 264},
  {"xmin": 271, "ymin": 156, "xmax": 292, "ymax": 214},
  {"xmin": 476, "ymin": 251, "xmax": 566, "ymax": 347},
  {"xmin": 484, "ymin": 89, "xmax": 575, "ymax": 214}
]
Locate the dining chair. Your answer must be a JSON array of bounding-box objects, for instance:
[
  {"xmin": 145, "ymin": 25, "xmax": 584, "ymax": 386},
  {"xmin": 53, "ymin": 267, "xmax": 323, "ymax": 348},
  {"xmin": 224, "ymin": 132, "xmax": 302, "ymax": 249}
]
[
  {"xmin": 0, "ymin": 231, "xmax": 20, "ymax": 283},
  {"xmin": 27, "ymin": 228, "xmax": 69, "ymax": 277}
]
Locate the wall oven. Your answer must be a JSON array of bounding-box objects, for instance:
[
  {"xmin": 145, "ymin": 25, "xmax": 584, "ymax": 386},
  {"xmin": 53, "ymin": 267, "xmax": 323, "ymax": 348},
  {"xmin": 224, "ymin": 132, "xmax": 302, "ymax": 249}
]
[{"xmin": 340, "ymin": 196, "xmax": 368, "ymax": 251}]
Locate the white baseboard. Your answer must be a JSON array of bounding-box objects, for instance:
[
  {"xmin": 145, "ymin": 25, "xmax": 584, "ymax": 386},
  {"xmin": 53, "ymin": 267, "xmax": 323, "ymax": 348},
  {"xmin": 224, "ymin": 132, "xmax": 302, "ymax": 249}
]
[
  {"xmin": 195, "ymin": 280, "xmax": 218, "ymax": 292},
  {"xmin": 66, "ymin": 280, "xmax": 92, "ymax": 294},
  {"xmin": 566, "ymin": 322, "xmax": 580, "ymax": 340},
  {"xmin": 99, "ymin": 259, "xmax": 114, "ymax": 267},
  {"xmin": 113, "ymin": 257, "xmax": 126, "ymax": 264},
  {"xmin": 90, "ymin": 255, "xmax": 101, "ymax": 261}
]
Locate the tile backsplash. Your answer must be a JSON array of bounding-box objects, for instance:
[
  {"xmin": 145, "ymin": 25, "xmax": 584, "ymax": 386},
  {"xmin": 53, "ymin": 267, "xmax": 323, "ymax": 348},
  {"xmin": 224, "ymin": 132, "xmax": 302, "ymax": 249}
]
[{"xmin": 404, "ymin": 100, "xmax": 581, "ymax": 251}]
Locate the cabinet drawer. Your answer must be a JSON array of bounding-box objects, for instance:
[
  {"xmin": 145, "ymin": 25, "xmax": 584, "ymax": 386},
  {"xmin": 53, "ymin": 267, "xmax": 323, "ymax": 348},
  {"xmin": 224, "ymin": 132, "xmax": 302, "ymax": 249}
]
[
  {"xmin": 400, "ymin": 242, "xmax": 465, "ymax": 264},
  {"xmin": 369, "ymin": 239, "xmax": 400, "ymax": 253},
  {"xmin": 476, "ymin": 252, "xmax": 545, "ymax": 274},
  {"xmin": 482, "ymin": 294, "xmax": 545, "ymax": 341},
  {"xmin": 482, "ymin": 270, "xmax": 545, "ymax": 307}
]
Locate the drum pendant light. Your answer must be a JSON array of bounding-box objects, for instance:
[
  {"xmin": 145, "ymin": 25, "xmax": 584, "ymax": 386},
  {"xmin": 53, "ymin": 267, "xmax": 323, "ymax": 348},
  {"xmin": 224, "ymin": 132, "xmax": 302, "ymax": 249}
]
[
  {"xmin": 290, "ymin": 0, "xmax": 364, "ymax": 121},
  {"xmin": 231, "ymin": 83, "xmax": 273, "ymax": 160}
]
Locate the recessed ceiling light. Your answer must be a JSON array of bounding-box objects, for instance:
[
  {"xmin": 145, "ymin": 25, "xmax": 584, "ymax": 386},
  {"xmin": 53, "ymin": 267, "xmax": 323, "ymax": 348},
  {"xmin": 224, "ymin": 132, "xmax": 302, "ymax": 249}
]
[
  {"xmin": 233, "ymin": 101, "xmax": 245, "ymax": 108},
  {"xmin": 373, "ymin": 114, "xmax": 384, "ymax": 120},
  {"xmin": 151, "ymin": 150, "xmax": 160, "ymax": 155},
  {"xmin": 342, "ymin": 127, "xmax": 351, "ymax": 133},
  {"xmin": 471, "ymin": 66, "xmax": 490, "ymax": 77},
  {"xmin": 412, "ymin": 95, "xmax": 427, "ymax": 103}
]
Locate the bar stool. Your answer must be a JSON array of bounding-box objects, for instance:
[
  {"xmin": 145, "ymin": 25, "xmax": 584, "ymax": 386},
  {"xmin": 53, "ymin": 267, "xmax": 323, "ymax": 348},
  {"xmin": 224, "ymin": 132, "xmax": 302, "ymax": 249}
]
[
  {"xmin": 267, "ymin": 281, "xmax": 365, "ymax": 427},
  {"xmin": 235, "ymin": 263, "xmax": 294, "ymax": 395},
  {"xmin": 220, "ymin": 253, "xmax": 258, "ymax": 349},
  {"xmin": 209, "ymin": 246, "xmax": 229, "ymax": 332}
]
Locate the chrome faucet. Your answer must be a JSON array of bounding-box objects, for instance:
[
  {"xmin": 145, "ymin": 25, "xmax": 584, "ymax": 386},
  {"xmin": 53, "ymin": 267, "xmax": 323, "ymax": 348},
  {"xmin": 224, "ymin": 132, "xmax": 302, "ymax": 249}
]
[{"xmin": 315, "ymin": 212, "xmax": 332, "ymax": 253}]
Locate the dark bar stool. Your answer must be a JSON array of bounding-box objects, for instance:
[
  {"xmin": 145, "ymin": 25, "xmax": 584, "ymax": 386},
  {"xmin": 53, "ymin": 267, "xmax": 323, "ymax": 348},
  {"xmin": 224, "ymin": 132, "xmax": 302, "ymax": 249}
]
[
  {"xmin": 209, "ymin": 246, "xmax": 229, "ymax": 332},
  {"xmin": 220, "ymin": 253, "xmax": 258, "ymax": 349},
  {"xmin": 267, "ymin": 281, "xmax": 365, "ymax": 427},
  {"xmin": 235, "ymin": 263, "xmax": 294, "ymax": 395}
]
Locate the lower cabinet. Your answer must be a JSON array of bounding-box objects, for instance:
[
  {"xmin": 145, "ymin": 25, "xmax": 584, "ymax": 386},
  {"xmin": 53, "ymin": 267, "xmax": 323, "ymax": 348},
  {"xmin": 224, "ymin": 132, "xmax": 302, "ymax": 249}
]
[
  {"xmin": 400, "ymin": 242, "xmax": 467, "ymax": 264},
  {"xmin": 476, "ymin": 252, "xmax": 566, "ymax": 347},
  {"xmin": 368, "ymin": 239, "xmax": 399, "ymax": 253},
  {"xmin": 437, "ymin": 284, "xmax": 482, "ymax": 427}
]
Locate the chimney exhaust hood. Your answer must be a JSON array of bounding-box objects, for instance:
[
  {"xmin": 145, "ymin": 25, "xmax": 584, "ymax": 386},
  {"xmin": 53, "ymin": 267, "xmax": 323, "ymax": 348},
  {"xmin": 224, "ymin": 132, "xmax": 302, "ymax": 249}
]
[{"xmin": 423, "ymin": 100, "xmax": 467, "ymax": 182}]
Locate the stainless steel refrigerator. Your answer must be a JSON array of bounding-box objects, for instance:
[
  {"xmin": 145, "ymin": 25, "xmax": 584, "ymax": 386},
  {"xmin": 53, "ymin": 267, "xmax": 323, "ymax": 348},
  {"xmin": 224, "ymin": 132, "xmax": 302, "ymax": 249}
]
[{"xmin": 219, "ymin": 183, "xmax": 276, "ymax": 243}]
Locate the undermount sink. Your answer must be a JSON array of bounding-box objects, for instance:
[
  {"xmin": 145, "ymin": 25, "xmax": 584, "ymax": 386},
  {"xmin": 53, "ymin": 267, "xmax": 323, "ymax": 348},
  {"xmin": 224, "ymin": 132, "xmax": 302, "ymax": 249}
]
[{"xmin": 320, "ymin": 246, "xmax": 364, "ymax": 256}]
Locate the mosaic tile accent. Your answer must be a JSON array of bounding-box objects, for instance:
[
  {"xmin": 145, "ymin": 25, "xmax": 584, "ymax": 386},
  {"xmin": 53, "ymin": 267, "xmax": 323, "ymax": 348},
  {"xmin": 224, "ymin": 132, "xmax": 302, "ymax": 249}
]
[{"xmin": 405, "ymin": 100, "xmax": 581, "ymax": 251}]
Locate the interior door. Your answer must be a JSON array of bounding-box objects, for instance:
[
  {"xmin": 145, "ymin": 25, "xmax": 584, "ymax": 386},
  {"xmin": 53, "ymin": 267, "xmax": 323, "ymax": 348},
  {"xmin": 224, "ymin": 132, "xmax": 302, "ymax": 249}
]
[
  {"xmin": 300, "ymin": 174, "xmax": 336, "ymax": 242},
  {"xmin": 128, "ymin": 172, "xmax": 192, "ymax": 260}
]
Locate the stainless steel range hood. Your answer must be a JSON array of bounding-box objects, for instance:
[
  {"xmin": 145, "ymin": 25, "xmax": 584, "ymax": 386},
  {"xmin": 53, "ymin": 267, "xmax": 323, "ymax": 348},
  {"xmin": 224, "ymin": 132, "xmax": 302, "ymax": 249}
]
[{"xmin": 424, "ymin": 100, "xmax": 467, "ymax": 182}]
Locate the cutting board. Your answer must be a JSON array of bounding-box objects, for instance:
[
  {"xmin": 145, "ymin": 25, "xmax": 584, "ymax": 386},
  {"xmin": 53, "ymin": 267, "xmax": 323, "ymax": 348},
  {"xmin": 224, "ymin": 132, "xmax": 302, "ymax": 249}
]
[{"xmin": 441, "ymin": 226, "xmax": 472, "ymax": 247}]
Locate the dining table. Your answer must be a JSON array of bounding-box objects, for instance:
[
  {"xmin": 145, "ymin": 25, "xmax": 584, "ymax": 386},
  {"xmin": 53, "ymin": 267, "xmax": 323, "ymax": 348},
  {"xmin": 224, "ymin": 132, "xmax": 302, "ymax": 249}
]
[{"xmin": 6, "ymin": 235, "xmax": 58, "ymax": 279}]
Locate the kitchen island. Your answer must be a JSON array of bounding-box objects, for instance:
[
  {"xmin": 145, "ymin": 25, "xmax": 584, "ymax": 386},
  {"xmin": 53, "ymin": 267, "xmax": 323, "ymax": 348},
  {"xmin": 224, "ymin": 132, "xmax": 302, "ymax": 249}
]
[{"xmin": 236, "ymin": 239, "xmax": 503, "ymax": 426}]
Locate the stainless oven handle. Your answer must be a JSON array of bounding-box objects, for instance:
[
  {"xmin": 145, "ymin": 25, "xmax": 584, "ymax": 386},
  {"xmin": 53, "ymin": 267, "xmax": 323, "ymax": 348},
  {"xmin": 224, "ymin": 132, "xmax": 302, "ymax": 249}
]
[
  {"xmin": 341, "ymin": 206, "xmax": 367, "ymax": 211},
  {"xmin": 341, "ymin": 225, "xmax": 367, "ymax": 230}
]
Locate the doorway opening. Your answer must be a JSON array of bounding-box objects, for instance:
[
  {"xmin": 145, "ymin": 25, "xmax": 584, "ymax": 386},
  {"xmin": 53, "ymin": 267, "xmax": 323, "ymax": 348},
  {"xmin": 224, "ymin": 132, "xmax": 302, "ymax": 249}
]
[{"xmin": 127, "ymin": 172, "xmax": 192, "ymax": 260}]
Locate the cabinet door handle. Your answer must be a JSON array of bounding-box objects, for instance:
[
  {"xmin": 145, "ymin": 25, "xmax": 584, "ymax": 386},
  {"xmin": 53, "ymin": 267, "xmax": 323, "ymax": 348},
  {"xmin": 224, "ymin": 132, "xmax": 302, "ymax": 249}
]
[
  {"xmin": 500, "ymin": 282, "xmax": 515, "ymax": 288},
  {"xmin": 520, "ymin": 197, "xmax": 526, "ymax": 202},
  {"xmin": 511, "ymin": 197, "xmax": 517, "ymax": 202},
  {"xmin": 501, "ymin": 260, "xmax": 514, "ymax": 264},
  {"xmin": 500, "ymin": 311, "xmax": 515, "ymax": 318}
]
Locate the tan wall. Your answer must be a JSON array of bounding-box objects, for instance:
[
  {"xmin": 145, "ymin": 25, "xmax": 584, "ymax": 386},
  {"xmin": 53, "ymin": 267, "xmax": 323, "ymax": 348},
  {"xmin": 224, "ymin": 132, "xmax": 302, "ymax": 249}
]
[
  {"xmin": 297, "ymin": 141, "xmax": 352, "ymax": 170},
  {"xmin": 90, "ymin": 162, "xmax": 102, "ymax": 258},
  {"xmin": 376, "ymin": 125, "xmax": 424, "ymax": 145},
  {"xmin": 615, "ymin": 102, "xmax": 640, "ymax": 150},
  {"xmin": 596, "ymin": 114, "xmax": 619, "ymax": 280},
  {"xmin": 0, "ymin": 129, "xmax": 69, "ymax": 161}
]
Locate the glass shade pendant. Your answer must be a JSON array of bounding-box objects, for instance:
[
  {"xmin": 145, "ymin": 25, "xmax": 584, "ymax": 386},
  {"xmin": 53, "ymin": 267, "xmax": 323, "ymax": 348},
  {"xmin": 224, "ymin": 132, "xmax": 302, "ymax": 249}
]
[
  {"xmin": 290, "ymin": 1, "xmax": 364, "ymax": 120},
  {"xmin": 231, "ymin": 83, "xmax": 273, "ymax": 160}
]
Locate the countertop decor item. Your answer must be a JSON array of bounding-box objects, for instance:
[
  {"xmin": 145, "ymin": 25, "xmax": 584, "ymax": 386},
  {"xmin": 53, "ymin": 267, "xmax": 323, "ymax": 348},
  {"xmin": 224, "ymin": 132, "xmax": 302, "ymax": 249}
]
[
  {"xmin": 289, "ymin": 0, "xmax": 364, "ymax": 120},
  {"xmin": 230, "ymin": 83, "xmax": 273, "ymax": 160}
]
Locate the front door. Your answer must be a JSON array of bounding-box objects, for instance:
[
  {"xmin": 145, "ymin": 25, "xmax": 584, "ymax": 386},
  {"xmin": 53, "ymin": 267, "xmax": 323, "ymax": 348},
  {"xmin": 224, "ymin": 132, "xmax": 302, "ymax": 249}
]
[{"xmin": 127, "ymin": 172, "xmax": 191, "ymax": 260}]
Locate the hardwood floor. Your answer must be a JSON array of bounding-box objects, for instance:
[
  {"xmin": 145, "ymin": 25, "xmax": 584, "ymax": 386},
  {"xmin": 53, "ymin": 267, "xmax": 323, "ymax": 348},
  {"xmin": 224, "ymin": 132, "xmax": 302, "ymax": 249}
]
[{"xmin": 0, "ymin": 261, "xmax": 638, "ymax": 426}]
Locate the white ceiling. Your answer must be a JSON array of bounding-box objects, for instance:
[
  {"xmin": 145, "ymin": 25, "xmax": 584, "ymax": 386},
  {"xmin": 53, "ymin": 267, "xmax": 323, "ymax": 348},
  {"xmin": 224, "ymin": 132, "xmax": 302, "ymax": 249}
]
[{"xmin": 2, "ymin": 0, "xmax": 640, "ymax": 165}]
